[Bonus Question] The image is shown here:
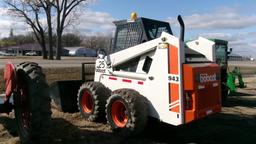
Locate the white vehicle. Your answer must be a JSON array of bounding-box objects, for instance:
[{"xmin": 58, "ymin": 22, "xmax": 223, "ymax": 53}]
[
  {"xmin": 0, "ymin": 51, "xmax": 16, "ymax": 56},
  {"xmin": 0, "ymin": 51, "xmax": 7, "ymax": 56},
  {"xmin": 51, "ymin": 14, "xmax": 221, "ymax": 136},
  {"xmin": 25, "ymin": 51, "xmax": 37, "ymax": 56},
  {"xmin": 77, "ymin": 14, "xmax": 221, "ymax": 135}
]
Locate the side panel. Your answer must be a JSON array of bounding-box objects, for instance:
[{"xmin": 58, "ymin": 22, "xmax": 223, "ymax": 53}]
[
  {"xmin": 96, "ymin": 32, "xmax": 185, "ymax": 126},
  {"xmin": 168, "ymin": 45, "xmax": 180, "ymax": 113},
  {"xmin": 143, "ymin": 33, "xmax": 184, "ymax": 125}
]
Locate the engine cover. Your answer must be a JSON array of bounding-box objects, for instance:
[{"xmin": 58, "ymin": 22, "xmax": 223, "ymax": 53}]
[{"xmin": 183, "ymin": 63, "xmax": 221, "ymax": 123}]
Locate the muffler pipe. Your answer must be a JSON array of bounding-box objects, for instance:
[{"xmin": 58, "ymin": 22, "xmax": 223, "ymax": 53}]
[{"xmin": 177, "ymin": 15, "xmax": 185, "ymax": 42}]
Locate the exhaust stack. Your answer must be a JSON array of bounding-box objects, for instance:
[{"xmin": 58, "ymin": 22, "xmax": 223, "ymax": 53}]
[{"xmin": 177, "ymin": 15, "xmax": 185, "ymax": 42}]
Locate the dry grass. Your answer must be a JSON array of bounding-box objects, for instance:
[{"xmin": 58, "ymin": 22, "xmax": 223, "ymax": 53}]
[
  {"xmin": 43, "ymin": 67, "xmax": 82, "ymax": 84},
  {"xmin": 0, "ymin": 67, "xmax": 82, "ymax": 93}
]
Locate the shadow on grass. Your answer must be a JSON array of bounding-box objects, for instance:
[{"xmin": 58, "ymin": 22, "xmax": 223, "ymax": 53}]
[
  {"xmin": 230, "ymin": 91, "xmax": 254, "ymax": 97},
  {"xmin": 1, "ymin": 113, "xmax": 255, "ymax": 144},
  {"xmin": 49, "ymin": 118, "xmax": 121, "ymax": 144},
  {"xmin": 0, "ymin": 115, "xmax": 18, "ymax": 137},
  {"xmin": 130, "ymin": 113, "xmax": 256, "ymax": 144},
  {"xmin": 224, "ymin": 91, "xmax": 256, "ymax": 108}
]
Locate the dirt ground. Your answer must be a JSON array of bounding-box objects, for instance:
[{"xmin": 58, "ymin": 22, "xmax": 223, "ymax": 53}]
[{"xmin": 0, "ymin": 60, "xmax": 256, "ymax": 144}]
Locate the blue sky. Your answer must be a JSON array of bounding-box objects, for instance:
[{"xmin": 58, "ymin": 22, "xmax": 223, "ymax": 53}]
[
  {"xmin": 89, "ymin": 0, "xmax": 256, "ymax": 57},
  {"xmin": 89, "ymin": 0, "xmax": 252, "ymax": 18},
  {"xmin": 1, "ymin": 0, "xmax": 256, "ymax": 57}
]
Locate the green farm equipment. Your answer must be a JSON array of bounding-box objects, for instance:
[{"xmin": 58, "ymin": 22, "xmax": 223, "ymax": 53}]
[
  {"xmin": 186, "ymin": 38, "xmax": 230, "ymax": 102},
  {"xmin": 226, "ymin": 67, "xmax": 246, "ymax": 95},
  {"xmin": 185, "ymin": 38, "xmax": 245, "ymax": 103}
]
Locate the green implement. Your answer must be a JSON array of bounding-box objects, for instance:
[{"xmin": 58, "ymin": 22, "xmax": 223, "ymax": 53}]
[{"xmin": 226, "ymin": 67, "xmax": 246, "ymax": 94}]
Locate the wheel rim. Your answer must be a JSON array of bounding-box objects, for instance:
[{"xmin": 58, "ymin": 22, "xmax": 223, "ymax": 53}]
[
  {"xmin": 111, "ymin": 100, "xmax": 128, "ymax": 128},
  {"xmin": 81, "ymin": 90, "xmax": 94, "ymax": 113}
]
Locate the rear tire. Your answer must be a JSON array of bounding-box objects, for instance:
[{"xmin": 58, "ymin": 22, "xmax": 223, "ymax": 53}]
[
  {"xmin": 106, "ymin": 89, "xmax": 148, "ymax": 136},
  {"xmin": 14, "ymin": 62, "xmax": 51, "ymax": 144},
  {"xmin": 77, "ymin": 82, "xmax": 111, "ymax": 122}
]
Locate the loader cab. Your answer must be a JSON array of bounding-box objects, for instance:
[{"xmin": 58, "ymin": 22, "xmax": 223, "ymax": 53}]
[
  {"xmin": 112, "ymin": 17, "xmax": 172, "ymax": 53},
  {"xmin": 210, "ymin": 39, "xmax": 228, "ymax": 68},
  {"xmin": 210, "ymin": 39, "xmax": 230, "ymax": 101},
  {"xmin": 185, "ymin": 38, "xmax": 229, "ymax": 66}
]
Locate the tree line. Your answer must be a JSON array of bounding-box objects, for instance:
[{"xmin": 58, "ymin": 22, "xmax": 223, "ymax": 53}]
[
  {"xmin": 0, "ymin": 31, "xmax": 112, "ymax": 54},
  {"xmin": 4, "ymin": 0, "xmax": 91, "ymax": 60}
]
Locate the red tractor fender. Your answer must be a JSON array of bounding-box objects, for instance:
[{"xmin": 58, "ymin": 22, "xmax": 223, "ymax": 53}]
[{"xmin": 4, "ymin": 62, "xmax": 16, "ymax": 101}]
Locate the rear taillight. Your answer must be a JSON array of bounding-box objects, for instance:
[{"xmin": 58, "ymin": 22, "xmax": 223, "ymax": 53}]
[{"xmin": 185, "ymin": 92, "xmax": 193, "ymax": 110}]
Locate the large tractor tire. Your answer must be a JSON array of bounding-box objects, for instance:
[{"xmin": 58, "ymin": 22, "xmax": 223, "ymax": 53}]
[
  {"xmin": 77, "ymin": 82, "xmax": 111, "ymax": 122},
  {"xmin": 14, "ymin": 62, "xmax": 52, "ymax": 144},
  {"xmin": 106, "ymin": 89, "xmax": 148, "ymax": 136}
]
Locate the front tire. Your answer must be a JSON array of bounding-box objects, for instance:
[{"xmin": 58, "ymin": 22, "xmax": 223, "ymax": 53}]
[
  {"xmin": 106, "ymin": 89, "xmax": 148, "ymax": 136},
  {"xmin": 14, "ymin": 62, "xmax": 51, "ymax": 144},
  {"xmin": 77, "ymin": 82, "xmax": 111, "ymax": 122}
]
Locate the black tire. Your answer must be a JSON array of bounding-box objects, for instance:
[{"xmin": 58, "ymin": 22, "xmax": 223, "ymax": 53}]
[
  {"xmin": 106, "ymin": 89, "xmax": 148, "ymax": 136},
  {"xmin": 14, "ymin": 62, "xmax": 52, "ymax": 144},
  {"xmin": 77, "ymin": 82, "xmax": 111, "ymax": 122}
]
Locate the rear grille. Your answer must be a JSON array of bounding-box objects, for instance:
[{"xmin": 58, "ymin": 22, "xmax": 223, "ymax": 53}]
[{"xmin": 197, "ymin": 87, "xmax": 220, "ymax": 110}]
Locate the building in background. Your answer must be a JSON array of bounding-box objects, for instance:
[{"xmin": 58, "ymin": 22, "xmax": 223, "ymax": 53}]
[
  {"xmin": 0, "ymin": 44, "xmax": 95, "ymax": 57},
  {"xmin": 64, "ymin": 47, "xmax": 97, "ymax": 57},
  {"xmin": 228, "ymin": 53, "xmax": 253, "ymax": 61}
]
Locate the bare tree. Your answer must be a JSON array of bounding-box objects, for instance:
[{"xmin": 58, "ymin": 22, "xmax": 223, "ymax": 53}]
[
  {"xmin": 5, "ymin": 0, "xmax": 48, "ymax": 59},
  {"xmin": 53, "ymin": 0, "xmax": 88, "ymax": 60},
  {"xmin": 81, "ymin": 35, "xmax": 112, "ymax": 53},
  {"xmin": 81, "ymin": 36, "xmax": 98, "ymax": 49},
  {"xmin": 62, "ymin": 33, "xmax": 82, "ymax": 47},
  {"xmin": 37, "ymin": 0, "xmax": 54, "ymax": 60},
  {"xmin": 5, "ymin": 0, "xmax": 89, "ymax": 60}
]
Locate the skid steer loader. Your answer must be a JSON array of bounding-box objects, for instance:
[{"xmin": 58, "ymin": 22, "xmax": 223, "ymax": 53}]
[
  {"xmin": 76, "ymin": 14, "xmax": 221, "ymax": 135},
  {"xmin": 50, "ymin": 13, "xmax": 221, "ymax": 136},
  {"xmin": 0, "ymin": 62, "xmax": 51, "ymax": 143}
]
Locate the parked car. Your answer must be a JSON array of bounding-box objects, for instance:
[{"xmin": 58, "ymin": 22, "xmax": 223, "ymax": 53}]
[
  {"xmin": 0, "ymin": 51, "xmax": 16, "ymax": 56},
  {"xmin": 0, "ymin": 51, "xmax": 7, "ymax": 56},
  {"xmin": 25, "ymin": 52, "xmax": 38, "ymax": 56},
  {"xmin": 68, "ymin": 48, "xmax": 97, "ymax": 57}
]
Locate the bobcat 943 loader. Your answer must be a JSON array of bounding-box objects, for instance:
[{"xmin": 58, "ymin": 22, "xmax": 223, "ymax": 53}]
[{"xmin": 74, "ymin": 13, "xmax": 222, "ymax": 135}]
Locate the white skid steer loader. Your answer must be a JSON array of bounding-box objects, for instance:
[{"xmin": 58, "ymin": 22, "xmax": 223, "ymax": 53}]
[{"xmin": 76, "ymin": 14, "xmax": 221, "ymax": 136}]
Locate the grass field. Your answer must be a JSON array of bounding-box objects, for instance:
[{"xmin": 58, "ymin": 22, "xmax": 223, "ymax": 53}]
[{"xmin": 0, "ymin": 67, "xmax": 82, "ymax": 93}]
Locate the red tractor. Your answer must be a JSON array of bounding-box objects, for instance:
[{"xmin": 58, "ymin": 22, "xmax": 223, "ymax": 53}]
[{"xmin": 0, "ymin": 62, "xmax": 51, "ymax": 144}]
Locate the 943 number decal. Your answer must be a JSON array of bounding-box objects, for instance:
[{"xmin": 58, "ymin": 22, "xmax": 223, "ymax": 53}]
[{"xmin": 168, "ymin": 75, "xmax": 179, "ymax": 83}]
